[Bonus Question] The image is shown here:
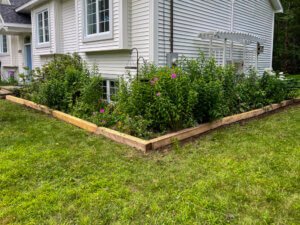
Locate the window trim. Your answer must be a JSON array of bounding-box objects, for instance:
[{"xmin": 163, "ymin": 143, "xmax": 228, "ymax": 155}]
[
  {"xmin": 83, "ymin": 0, "xmax": 113, "ymax": 42},
  {"xmin": 102, "ymin": 79, "xmax": 118, "ymax": 102},
  {"xmin": 0, "ymin": 34, "xmax": 8, "ymax": 55},
  {"xmin": 36, "ymin": 8, "xmax": 50, "ymax": 48}
]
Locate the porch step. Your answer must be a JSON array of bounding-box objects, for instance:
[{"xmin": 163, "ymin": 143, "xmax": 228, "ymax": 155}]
[{"xmin": 0, "ymin": 89, "xmax": 13, "ymax": 99}]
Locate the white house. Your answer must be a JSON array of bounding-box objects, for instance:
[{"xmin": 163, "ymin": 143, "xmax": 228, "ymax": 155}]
[
  {"xmin": 0, "ymin": 0, "xmax": 283, "ymax": 98},
  {"xmin": 0, "ymin": 0, "xmax": 32, "ymax": 80}
]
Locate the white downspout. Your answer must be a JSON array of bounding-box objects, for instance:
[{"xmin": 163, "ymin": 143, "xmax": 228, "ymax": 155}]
[
  {"xmin": 223, "ymin": 38, "xmax": 227, "ymax": 66},
  {"xmin": 230, "ymin": 0, "xmax": 235, "ymax": 62},
  {"xmin": 230, "ymin": 0, "xmax": 235, "ymax": 32},
  {"xmin": 209, "ymin": 36, "xmax": 212, "ymax": 58}
]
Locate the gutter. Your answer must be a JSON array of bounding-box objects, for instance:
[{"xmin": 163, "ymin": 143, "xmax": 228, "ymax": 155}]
[{"xmin": 15, "ymin": 0, "xmax": 47, "ymax": 13}]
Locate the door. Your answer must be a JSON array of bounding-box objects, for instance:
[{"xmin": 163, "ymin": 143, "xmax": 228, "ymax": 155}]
[{"xmin": 25, "ymin": 44, "xmax": 32, "ymax": 70}]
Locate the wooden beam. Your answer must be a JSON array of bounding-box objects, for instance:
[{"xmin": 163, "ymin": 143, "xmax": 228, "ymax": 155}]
[
  {"xmin": 6, "ymin": 95, "xmax": 300, "ymax": 152},
  {"xmin": 5, "ymin": 95, "xmax": 151, "ymax": 152}
]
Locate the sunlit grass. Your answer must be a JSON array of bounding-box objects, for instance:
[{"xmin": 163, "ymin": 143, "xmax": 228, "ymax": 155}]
[{"xmin": 0, "ymin": 100, "xmax": 299, "ymax": 224}]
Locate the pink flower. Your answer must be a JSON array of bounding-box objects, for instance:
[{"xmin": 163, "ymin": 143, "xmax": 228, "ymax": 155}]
[
  {"xmin": 156, "ymin": 92, "xmax": 161, "ymax": 97},
  {"xmin": 171, "ymin": 73, "xmax": 177, "ymax": 79},
  {"xmin": 150, "ymin": 77, "xmax": 159, "ymax": 85},
  {"xmin": 100, "ymin": 108, "xmax": 105, "ymax": 113}
]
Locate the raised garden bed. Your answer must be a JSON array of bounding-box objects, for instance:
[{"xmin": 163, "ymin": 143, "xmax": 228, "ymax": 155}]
[{"xmin": 6, "ymin": 95, "xmax": 299, "ymax": 152}]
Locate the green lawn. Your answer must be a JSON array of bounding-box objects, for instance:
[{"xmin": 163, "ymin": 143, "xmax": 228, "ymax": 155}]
[
  {"xmin": 0, "ymin": 100, "xmax": 299, "ymax": 225},
  {"xmin": 286, "ymin": 74, "xmax": 300, "ymax": 80}
]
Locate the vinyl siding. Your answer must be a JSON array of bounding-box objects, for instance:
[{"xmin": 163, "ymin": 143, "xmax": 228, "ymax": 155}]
[
  {"xmin": 31, "ymin": 0, "xmax": 151, "ymax": 78},
  {"xmin": 158, "ymin": 0, "xmax": 231, "ymax": 66},
  {"xmin": 130, "ymin": 0, "xmax": 150, "ymax": 60},
  {"xmin": 0, "ymin": 35, "xmax": 26, "ymax": 79},
  {"xmin": 82, "ymin": 0, "xmax": 151, "ymax": 77},
  {"xmin": 0, "ymin": 36, "xmax": 12, "ymax": 67},
  {"xmin": 31, "ymin": 2, "xmax": 55, "ymax": 68},
  {"xmin": 61, "ymin": 0, "xmax": 77, "ymax": 53},
  {"xmin": 77, "ymin": 0, "xmax": 120, "ymax": 52},
  {"xmin": 233, "ymin": 0, "xmax": 274, "ymax": 73},
  {"xmin": 157, "ymin": 0, "xmax": 275, "ymax": 74}
]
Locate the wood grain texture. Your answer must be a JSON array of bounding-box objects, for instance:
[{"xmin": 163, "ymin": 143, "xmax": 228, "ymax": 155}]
[{"xmin": 6, "ymin": 95, "xmax": 299, "ymax": 152}]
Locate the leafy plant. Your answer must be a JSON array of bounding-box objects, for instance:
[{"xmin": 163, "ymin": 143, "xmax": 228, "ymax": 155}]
[
  {"xmin": 20, "ymin": 54, "xmax": 103, "ymax": 115},
  {"xmin": 19, "ymin": 53, "xmax": 297, "ymax": 139}
]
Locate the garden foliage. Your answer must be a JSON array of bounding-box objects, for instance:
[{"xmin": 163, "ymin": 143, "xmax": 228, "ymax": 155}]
[
  {"xmin": 20, "ymin": 54, "xmax": 297, "ymax": 138},
  {"xmin": 20, "ymin": 54, "xmax": 103, "ymax": 116}
]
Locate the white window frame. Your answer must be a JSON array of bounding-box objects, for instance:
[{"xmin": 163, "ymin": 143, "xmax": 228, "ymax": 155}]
[
  {"xmin": 0, "ymin": 35, "xmax": 8, "ymax": 54},
  {"xmin": 102, "ymin": 79, "xmax": 118, "ymax": 102},
  {"xmin": 83, "ymin": 0, "xmax": 113, "ymax": 42},
  {"xmin": 36, "ymin": 9, "xmax": 50, "ymax": 47}
]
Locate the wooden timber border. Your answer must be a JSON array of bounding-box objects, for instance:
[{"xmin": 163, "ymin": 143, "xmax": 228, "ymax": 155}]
[{"xmin": 5, "ymin": 95, "xmax": 300, "ymax": 153}]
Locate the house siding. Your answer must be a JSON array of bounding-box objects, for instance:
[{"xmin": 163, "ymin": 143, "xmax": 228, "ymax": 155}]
[
  {"xmin": 61, "ymin": 0, "xmax": 77, "ymax": 54},
  {"xmin": 29, "ymin": 0, "xmax": 275, "ymax": 77},
  {"xmin": 158, "ymin": 0, "xmax": 231, "ymax": 66},
  {"xmin": 157, "ymin": 0, "xmax": 275, "ymax": 74},
  {"xmin": 79, "ymin": 0, "xmax": 151, "ymax": 78},
  {"xmin": 31, "ymin": 2, "xmax": 55, "ymax": 68},
  {"xmin": 233, "ymin": 0, "xmax": 274, "ymax": 73},
  {"xmin": 30, "ymin": 0, "xmax": 151, "ymax": 78},
  {"xmin": 77, "ymin": 0, "xmax": 120, "ymax": 52},
  {"xmin": 0, "ymin": 35, "xmax": 27, "ymax": 80},
  {"xmin": 0, "ymin": 36, "xmax": 12, "ymax": 68}
]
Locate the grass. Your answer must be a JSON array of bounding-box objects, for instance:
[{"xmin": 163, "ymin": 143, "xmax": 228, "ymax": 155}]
[
  {"xmin": 286, "ymin": 74, "xmax": 300, "ymax": 80},
  {"xmin": 0, "ymin": 100, "xmax": 299, "ymax": 224}
]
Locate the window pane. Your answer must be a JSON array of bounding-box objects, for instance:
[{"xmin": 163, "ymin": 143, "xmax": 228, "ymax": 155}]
[
  {"xmin": 98, "ymin": 0, "xmax": 109, "ymax": 33},
  {"xmin": 2, "ymin": 35, "xmax": 7, "ymax": 53},
  {"xmin": 88, "ymin": 24, "xmax": 97, "ymax": 35},
  {"xmin": 99, "ymin": 22, "xmax": 104, "ymax": 33},
  {"xmin": 38, "ymin": 13, "xmax": 43, "ymax": 24},
  {"xmin": 99, "ymin": 0, "xmax": 105, "ymax": 11},
  {"xmin": 87, "ymin": 14, "xmax": 96, "ymax": 25},
  {"xmin": 104, "ymin": 21, "xmax": 109, "ymax": 32},
  {"xmin": 99, "ymin": 11, "xmax": 105, "ymax": 21},
  {"xmin": 44, "ymin": 11, "xmax": 49, "ymax": 42},
  {"xmin": 44, "ymin": 11, "xmax": 48, "ymax": 20},
  {"xmin": 102, "ymin": 80, "xmax": 107, "ymax": 100},
  {"xmin": 87, "ymin": 0, "xmax": 96, "ymax": 35},
  {"xmin": 45, "ymin": 29, "xmax": 49, "ymax": 42},
  {"xmin": 38, "ymin": 13, "xmax": 43, "ymax": 42},
  {"xmin": 37, "ymin": 11, "xmax": 49, "ymax": 43},
  {"xmin": 110, "ymin": 80, "xmax": 118, "ymax": 97},
  {"xmin": 104, "ymin": 10, "xmax": 109, "ymax": 22}
]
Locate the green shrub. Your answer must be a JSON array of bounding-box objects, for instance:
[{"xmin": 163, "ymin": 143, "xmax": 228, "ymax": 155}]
[
  {"xmin": 260, "ymin": 72, "xmax": 296, "ymax": 104},
  {"xmin": 116, "ymin": 66, "xmax": 198, "ymax": 132},
  {"xmin": 20, "ymin": 54, "xmax": 103, "ymax": 115},
  {"xmin": 20, "ymin": 53, "xmax": 297, "ymax": 139},
  {"xmin": 192, "ymin": 78, "xmax": 225, "ymax": 123},
  {"xmin": 72, "ymin": 76, "xmax": 104, "ymax": 119},
  {"xmin": 234, "ymin": 70, "xmax": 266, "ymax": 111},
  {"xmin": 33, "ymin": 79, "xmax": 68, "ymax": 111},
  {"xmin": 180, "ymin": 56, "xmax": 229, "ymax": 122}
]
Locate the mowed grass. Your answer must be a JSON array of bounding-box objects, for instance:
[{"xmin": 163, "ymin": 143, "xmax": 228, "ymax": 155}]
[{"xmin": 0, "ymin": 100, "xmax": 299, "ymax": 225}]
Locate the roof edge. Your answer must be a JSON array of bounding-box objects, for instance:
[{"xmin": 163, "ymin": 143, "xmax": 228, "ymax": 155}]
[
  {"xmin": 270, "ymin": 0, "xmax": 284, "ymax": 13},
  {"xmin": 15, "ymin": 0, "xmax": 45, "ymax": 13}
]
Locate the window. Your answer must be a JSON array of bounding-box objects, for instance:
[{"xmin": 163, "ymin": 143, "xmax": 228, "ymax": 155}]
[
  {"xmin": 0, "ymin": 35, "xmax": 7, "ymax": 53},
  {"xmin": 102, "ymin": 80, "xmax": 118, "ymax": 102},
  {"xmin": 86, "ymin": 0, "xmax": 111, "ymax": 36},
  {"xmin": 37, "ymin": 10, "xmax": 49, "ymax": 44}
]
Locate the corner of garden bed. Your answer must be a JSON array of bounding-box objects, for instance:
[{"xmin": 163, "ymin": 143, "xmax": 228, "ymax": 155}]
[{"xmin": 5, "ymin": 95, "xmax": 300, "ymax": 153}]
